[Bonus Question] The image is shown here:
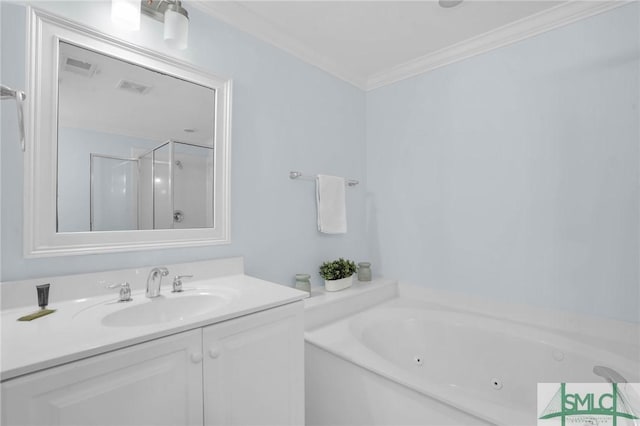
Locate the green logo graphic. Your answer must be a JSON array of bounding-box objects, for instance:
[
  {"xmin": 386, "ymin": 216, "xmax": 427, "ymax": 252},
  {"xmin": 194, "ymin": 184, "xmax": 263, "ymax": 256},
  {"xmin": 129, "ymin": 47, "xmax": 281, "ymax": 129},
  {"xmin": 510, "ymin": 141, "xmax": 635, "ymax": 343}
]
[{"xmin": 539, "ymin": 383, "xmax": 639, "ymax": 426}]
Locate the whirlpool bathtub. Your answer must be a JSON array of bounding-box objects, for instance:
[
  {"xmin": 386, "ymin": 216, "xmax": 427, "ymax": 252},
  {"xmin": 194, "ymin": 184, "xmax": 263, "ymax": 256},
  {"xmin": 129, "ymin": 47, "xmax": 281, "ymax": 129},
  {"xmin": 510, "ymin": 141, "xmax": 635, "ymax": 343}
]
[{"xmin": 304, "ymin": 283, "xmax": 640, "ymax": 425}]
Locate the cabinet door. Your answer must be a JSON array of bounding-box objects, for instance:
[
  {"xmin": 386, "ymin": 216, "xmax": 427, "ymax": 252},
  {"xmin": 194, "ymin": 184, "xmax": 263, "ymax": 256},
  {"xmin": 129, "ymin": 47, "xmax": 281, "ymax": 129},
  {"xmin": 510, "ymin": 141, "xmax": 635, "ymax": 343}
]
[
  {"xmin": 2, "ymin": 329, "xmax": 203, "ymax": 426},
  {"xmin": 203, "ymin": 301, "xmax": 304, "ymax": 426}
]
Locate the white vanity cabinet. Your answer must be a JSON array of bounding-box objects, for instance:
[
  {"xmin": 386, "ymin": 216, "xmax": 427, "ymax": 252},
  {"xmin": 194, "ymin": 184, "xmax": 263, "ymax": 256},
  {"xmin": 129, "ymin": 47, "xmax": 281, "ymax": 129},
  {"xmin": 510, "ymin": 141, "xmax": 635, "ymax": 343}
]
[
  {"xmin": 203, "ymin": 300, "xmax": 304, "ymax": 426},
  {"xmin": 1, "ymin": 302, "xmax": 304, "ymax": 426},
  {"xmin": 1, "ymin": 329, "xmax": 204, "ymax": 426}
]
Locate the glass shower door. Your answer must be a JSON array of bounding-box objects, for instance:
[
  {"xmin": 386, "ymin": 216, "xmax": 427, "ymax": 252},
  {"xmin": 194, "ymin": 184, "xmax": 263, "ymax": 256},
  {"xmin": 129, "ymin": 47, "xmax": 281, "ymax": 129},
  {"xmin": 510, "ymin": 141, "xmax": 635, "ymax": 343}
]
[
  {"xmin": 172, "ymin": 142, "xmax": 214, "ymax": 229},
  {"xmin": 137, "ymin": 150, "xmax": 153, "ymax": 230},
  {"xmin": 152, "ymin": 142, "xmax": 173, "ymax": 229},
  {"xmin": 134, "ymin": 140, "xmax": 214, "ymax": 230},
  {"xmin": 90, "ymin": 154, "xmax": 138, "ymax": 231}
]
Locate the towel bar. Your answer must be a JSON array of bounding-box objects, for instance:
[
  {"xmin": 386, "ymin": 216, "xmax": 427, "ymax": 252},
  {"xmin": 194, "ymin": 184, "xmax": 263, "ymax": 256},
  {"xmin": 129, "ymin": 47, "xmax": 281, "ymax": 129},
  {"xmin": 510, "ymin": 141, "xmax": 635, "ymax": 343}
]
[{"xmin": 289, "ymin": 171, "xmax": 358, "ymax": 187}]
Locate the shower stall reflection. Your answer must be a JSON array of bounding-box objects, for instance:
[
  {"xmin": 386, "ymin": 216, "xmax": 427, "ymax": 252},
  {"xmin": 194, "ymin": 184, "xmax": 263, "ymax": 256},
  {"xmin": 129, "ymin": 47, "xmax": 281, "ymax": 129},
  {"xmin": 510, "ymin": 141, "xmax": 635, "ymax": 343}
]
[{"xmin": 90, "ymin": 140, "xmax": 213, "ymax": 231}]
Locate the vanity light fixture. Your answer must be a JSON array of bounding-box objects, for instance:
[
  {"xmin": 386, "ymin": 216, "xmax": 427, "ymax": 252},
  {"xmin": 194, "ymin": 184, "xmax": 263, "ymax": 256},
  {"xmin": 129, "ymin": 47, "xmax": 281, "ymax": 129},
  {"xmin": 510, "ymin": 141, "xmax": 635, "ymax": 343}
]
[
  {"xmin": 111, "ymin": 0, "xmax": 190, "ymax": 50},
  {"xmin": 163, "ymin": 1, "xmax": 189, "ymax": 50}
]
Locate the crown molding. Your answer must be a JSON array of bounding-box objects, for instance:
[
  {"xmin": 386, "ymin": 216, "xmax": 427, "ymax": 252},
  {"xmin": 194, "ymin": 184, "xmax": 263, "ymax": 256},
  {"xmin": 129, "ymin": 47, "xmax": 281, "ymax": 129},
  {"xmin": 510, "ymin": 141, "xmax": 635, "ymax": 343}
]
[
  {"xmin": 365, "ymin": 0, "xmax": 629, "ymax": 90},
  {"xmin": 189, "ymin": 0, "xmax": 629, "ymax": 92},
  {"xmin": 189, "ymin": 0, "xmax": 368, "ymax": 89}
]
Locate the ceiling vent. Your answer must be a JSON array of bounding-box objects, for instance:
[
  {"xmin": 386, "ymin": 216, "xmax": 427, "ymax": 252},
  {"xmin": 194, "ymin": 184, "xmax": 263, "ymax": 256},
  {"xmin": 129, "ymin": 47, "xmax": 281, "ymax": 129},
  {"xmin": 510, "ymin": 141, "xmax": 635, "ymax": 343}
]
[
  {"xmin": 116, "ymin": 79, "xmax": 152, "ymax": 95},
  {"xmin": 62, "ymin": 56, "xmax": 97, "ymax": 77}
]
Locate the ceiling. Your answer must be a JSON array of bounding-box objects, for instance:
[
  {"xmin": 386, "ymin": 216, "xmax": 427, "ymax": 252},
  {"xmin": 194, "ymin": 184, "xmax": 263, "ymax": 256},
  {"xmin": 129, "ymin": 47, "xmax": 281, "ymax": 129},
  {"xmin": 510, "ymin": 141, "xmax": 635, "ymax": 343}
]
[
  {"xmin": 58, "ymin": 41, "xmax": 215, "ymax": 145},
  {"xmin": 191, "ymin": 0, "xmax": 622, "ymax": 90}
]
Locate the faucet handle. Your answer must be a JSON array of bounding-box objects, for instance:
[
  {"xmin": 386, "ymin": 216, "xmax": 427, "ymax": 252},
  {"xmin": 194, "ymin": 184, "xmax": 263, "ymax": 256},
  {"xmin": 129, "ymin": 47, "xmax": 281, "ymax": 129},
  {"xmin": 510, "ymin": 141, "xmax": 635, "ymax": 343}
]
[
  {"xmin": 106, "ymin": 282, "xmax": 132, "ymax": 302},
  {"xmin": 172, "ymin": 275, "xmax": 193, "ymax": 293}
]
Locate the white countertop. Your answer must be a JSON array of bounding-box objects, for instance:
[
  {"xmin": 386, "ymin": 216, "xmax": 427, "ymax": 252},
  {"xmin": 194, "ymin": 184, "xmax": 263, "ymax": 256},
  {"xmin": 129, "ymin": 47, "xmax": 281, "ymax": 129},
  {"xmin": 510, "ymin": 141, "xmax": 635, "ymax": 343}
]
[
  {"xmin": 1, "ymin": 274, "xmax": 307, "ymax": 381},
  {"xmin": 304, "ymin": 278, "xmax": 397, "ymax": 310},
  {"xmin": 303, "ymin": 279, "xmax": 398, "ymax": 330}
]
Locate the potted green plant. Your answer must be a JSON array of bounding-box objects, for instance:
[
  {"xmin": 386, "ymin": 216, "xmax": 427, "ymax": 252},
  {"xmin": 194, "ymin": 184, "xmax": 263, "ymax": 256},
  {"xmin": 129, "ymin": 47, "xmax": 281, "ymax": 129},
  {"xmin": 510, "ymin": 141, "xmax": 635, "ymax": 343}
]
[{"xmin": 319, "ymin": 258, "xmax": 357, "ymax": 292}]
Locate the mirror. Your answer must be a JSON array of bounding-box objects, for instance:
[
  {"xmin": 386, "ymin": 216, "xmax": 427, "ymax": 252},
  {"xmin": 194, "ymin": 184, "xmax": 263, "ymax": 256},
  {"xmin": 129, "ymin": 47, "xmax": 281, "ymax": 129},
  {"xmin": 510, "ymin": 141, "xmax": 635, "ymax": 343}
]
[
  {"xmin": 57, "ymin": 42, "xmax": 215, "ymax": 232},
  {"xmin": 25, "ymin": 9, "xmax": 231, "ymax": 257}
]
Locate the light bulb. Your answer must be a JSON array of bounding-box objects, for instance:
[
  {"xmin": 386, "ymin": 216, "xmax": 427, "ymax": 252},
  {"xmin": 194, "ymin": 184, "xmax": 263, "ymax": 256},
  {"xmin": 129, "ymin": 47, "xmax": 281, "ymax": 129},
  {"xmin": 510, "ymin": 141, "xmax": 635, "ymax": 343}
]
[{"xmin": 111, "ymin": 0, "xmax": 140, "ymax": 31}]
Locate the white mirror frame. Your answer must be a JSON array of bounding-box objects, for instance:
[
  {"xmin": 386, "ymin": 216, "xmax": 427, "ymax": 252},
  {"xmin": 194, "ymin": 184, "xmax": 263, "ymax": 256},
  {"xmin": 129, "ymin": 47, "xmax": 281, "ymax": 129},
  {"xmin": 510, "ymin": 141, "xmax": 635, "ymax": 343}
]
[{"xmin": 24, "ymin": 8, "xmax": 232, "ymax": 257}]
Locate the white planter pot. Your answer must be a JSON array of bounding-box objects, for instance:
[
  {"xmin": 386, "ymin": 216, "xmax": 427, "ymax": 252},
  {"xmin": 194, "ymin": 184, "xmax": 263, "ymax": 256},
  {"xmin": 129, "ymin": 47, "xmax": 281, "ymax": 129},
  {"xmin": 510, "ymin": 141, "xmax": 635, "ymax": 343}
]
[{"xmin": 324, "ymin": 275, "xmax": 353, "ymax": 292}]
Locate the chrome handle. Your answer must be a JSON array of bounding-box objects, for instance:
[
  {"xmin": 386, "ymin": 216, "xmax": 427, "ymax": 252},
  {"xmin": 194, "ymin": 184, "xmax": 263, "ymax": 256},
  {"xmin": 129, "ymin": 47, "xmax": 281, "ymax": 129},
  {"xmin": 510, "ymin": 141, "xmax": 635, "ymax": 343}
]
[
  {"xmin": 172, "ymin": 274, "xmax": 193, "ymax": 293},
  {"xmin": 106, "ymin": 282, "xmax": 132, "ymax": 302},
  {"xmin": 15, "ymin": 89, "xmax": 26, "ymax": 152}
]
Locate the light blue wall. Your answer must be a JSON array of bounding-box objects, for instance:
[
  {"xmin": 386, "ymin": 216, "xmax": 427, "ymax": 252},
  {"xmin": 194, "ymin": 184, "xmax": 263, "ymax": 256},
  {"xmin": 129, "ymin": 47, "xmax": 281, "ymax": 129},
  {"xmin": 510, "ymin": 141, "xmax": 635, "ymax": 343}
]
[
  {"xmin": 2, "ymin": 1, "xmax": 637, "ymax": 323},
  {"xmin": 0, "ymin": 1, "xmax": 367, "ymax": 286},
  {"xmin": 366, "ymin": 3, "xmax": 640, "ymax": 322}
]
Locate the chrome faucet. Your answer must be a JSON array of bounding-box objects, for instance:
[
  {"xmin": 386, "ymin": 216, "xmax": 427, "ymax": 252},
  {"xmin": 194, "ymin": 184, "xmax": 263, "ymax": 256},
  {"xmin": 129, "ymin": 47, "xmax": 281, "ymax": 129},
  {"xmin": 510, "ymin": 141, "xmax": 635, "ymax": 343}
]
[
  {"xmin": 146, "ymin": 267, "xmax": 169, "ymax": 298},
  {"xmin": 172, "ymin": 275, "xmax": 193, "ymax": 293}
]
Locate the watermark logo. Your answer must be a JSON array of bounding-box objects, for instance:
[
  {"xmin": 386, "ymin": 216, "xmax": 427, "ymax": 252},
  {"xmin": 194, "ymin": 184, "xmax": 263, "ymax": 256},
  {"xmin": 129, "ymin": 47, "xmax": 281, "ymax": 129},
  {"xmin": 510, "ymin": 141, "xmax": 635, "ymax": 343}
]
[{"xmin": 538, "ymin": 383, "xmax": 640, "ymax": 425}]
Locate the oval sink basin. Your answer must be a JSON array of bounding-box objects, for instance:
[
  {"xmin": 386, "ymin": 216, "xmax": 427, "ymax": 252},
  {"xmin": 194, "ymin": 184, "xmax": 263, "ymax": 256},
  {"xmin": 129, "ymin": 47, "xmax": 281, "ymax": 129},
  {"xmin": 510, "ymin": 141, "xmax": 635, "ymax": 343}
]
[{"xmin": 102, "ymin": 294, "xmax": 229, "ymax": 327}]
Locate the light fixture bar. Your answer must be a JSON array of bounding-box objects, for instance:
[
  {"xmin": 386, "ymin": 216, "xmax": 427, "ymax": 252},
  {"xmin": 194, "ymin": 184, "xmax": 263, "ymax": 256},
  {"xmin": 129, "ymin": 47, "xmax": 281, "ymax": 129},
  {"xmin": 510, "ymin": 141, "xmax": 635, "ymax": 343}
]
[
  {"xmin": 140, "ymin": 0, "xmax": 174, "ymax": 22},
  {"xmin": 140, "ymin": 1, "xmax": 165, "ymax": 21}
]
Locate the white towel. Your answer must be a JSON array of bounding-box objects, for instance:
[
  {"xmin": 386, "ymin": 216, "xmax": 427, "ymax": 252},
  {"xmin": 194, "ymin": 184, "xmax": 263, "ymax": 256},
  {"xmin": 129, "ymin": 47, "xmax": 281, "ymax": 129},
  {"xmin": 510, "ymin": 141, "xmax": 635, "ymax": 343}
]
[{"xmin": 316, "ymin": 175, "xmax": 347, "ymax": 234}]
